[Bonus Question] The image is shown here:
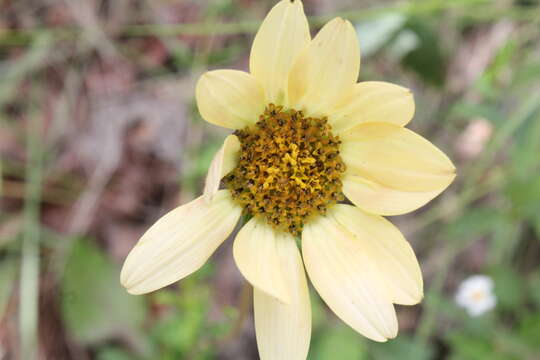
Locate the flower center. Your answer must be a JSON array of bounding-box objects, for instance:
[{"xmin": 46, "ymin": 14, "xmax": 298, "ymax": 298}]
[
  {"xmin": 224, "ymin": 104, "xmax": 345, "ymax": 236},
  {"xmin": 471, "ymin": 291, "xmax": 486, "ymax": 302}
]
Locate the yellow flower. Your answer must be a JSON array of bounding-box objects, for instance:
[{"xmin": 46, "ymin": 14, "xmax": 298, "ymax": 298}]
[{"xmin": 121, "ymin": 0, "xmax": 456, "ymax": 358}]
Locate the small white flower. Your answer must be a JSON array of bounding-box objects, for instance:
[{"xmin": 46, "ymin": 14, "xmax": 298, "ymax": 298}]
[{"xmin": 455, "ymin": 275, "xmax": 497, "ymax": 317}]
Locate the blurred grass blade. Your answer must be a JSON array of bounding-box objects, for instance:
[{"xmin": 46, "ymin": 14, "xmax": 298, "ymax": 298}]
[
  {"xmin": 0, "ymin": 33, "xmax": 52, "ymax": 107},
  {"xmin": 19, "ymin": 84, "xmax": 46, "ymax": 360},
  {"xmin": 0, "ymin": 258, "xmax": 18, "ymax": 318}
]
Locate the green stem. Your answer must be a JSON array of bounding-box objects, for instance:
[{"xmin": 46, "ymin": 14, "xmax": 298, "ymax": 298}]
[{"xmin": 19, "ymin": 95, "xmax": 43, "ymax": 360}]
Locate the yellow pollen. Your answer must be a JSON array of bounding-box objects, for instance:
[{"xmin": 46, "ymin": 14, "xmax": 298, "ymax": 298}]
[
  {"xmin": 224, "ymin": 104, "xmax": 346, "ymax": 235},
  {"xmin": 471, "ymin": 291, "xmax": 486, "ymax": 302}
]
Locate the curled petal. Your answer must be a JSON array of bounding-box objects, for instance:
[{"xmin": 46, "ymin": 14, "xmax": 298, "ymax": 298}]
[{"xmin": 203, "ymin": 135, "xmax": 241, "ymax": 203}]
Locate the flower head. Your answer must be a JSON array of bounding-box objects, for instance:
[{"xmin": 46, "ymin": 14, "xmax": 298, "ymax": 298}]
[
  {"xmin": 121, "ymin": 1, "xmax": 456, "ymax": 358},
  {"xmin": 455, "ymin": 275, "xmax": 497, "ymax": 317}
]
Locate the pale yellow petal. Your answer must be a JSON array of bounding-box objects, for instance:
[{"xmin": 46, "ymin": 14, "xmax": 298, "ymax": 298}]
[
  {"xmin": 332, "ymin": 204, "xmax": 423, "ymax": 305},
  {"xmin": 288, "ymin": 17, "xmax": 360, "ymax": 114},
  {"xmin": 341, "ymin": 122, "xmax": 456, "ymax": 192},
  {"xmin": 233, "ymin": 218, "xmax": 291, "ymax": 303},
  {"xmin": 120, "ymin": 190, "xmax": 241, "ymax": 294},
  {"xmin": 254, "ymin": 234, "xmax": 311, "ymax": 360},
  {"xmin": 343, "ymin": 173, "xmax": 445, "ymax": 216},
  {"xmin": 203, "ymin": 135, "xmax": 241, "ymax": 203},
  {"xmin": 196, "ymin": 70, "xmax": 265, "ymax": 129},
  {"xmin": 302, "ymin": 214, "xmax": 398, "ymax": 342},
  {"xmin": 250, "ymin": 0, "xmax": 310, "ymax": 105},
  {"xmin": 330, "ymin": 82, "xmax": 415, "ymax": 134}
]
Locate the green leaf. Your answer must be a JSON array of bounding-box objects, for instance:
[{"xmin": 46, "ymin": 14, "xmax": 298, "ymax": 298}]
[
  {"xmin": 514, "ymin": 61, "xmax": 540, "ymax": 87},
  {"xmin": 312, "ymin": 323, "xmax": 367, "ymax": 360},
  {"xmin": 402, "ymin": 19, "xmax": 446, "ymax": 86},
  {"xmin": 490, "ymin": 266, "xmax": 525, "ymax": 311},
  {"xmin": 152, "ymin": 312, "xmax": 205, "ymax": 354},
  {"xmin": 61, "ymin": 238, "xmax": 147, "ymax": 346},
  {"xmin": 508, "ymin": 108, "xmax": 540, "ymax": 173},
  {"xmin": 519, "ymin": 314, "xmax": 540, "ymax": 350},
  {"xmin": 371, "ymin": 335, "xmax": 432, "ymax": 360},
  {"xmin": 444, "ymin": 207, "xmax": 504, "ymax": 240},
  {"xmin": 150, "ymin": 278, "xmax": 211, "ymax": 354},
  {"xmin": 448, "ymin": 333, "xmax": 509, "ymax": 360},
  {"xmin": 97, "ymin": 347, "xmax": 135, "ymax": 360},
  {"xmin": 461, "ymin": 313, "xmax": 496, "ymax": 335},
  {"xmin": 505, "ymin": 176, "xmax": 540, "ymax": 223},
  {"xmin": 355, "ymin": 13, "xmax": 407, "ymax": 58},
  {"xmin": 487, "ymin": 217, "xmax": 520, "ymax": 265},
  {"xmin": 387, "ymin": 30, "xmax": 420, "ymax": 60}
]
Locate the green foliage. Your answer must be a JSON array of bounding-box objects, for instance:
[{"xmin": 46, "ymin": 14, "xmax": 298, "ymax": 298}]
[
  {"xmin": 147, "ymin": 268, "xmax": 232, "ymax": 359},
  {"xmin": 96, "ymin": 347, "xmax": 134, "ymax": 360},
  {"xmin": 444, "ymin": 207, "xmax": 505, "ymax": 241},
  {"xmin": 402, "ymin": 19, "xmax": 446, "ymax": 86},
  {"xmin": 61, "ymin": 239, "xmax": 147, "ymax": 347},
  {"xmin": 371, "ymin": 335, "xmax": 433, "ymax": 360},
  {"xmin": 505, "ymin": 110, "xmax": 540, "ymax": 235},
  {"xmin": 515, "ymin": 61, "xmax": 540, "ymax": 87},
  {"xmin": 448, "ymin": 333, "xmax": 511, "ymax": 360},
  {"xmin": 355, "ymin": 13, "xmax": 407, "ymax": 58},
  {"xmin": 491, "ymin": 266, "xmax": 525, "ymax": 311},
  {"xmin": 311, "ymin": 324, "xmax": 367, "ymax": 360},
  {"xmin": 152, "ymin": 312, "xmax": 205, "ymax": 355},
  {"xmin": 518, "ymin": 314, "xmax": 540, "ymax": 350}
]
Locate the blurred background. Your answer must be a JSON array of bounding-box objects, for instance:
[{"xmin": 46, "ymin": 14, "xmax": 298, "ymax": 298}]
[{"xmin": 1, "ymin": 0, "xmax": 540, "ymax": 359}]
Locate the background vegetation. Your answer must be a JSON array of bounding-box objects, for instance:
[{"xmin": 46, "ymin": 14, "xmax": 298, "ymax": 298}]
[{"xmin": 1, "ymin": 0, "xmax": 540, "ymax": 359}]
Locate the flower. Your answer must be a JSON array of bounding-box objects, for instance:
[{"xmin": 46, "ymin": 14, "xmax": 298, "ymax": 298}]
[
  {"xmin": 455, "ymin": 275, "xmax": 497, "ymax": 317},
  {"xmin": 120, "ymin": 0, "xmax": 456, "ymax": 358}
]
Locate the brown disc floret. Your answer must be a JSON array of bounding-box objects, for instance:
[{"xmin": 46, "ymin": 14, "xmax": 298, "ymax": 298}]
[{"xmin": 224, "ymin": 104, "xmax": 346, "ymax": 236}]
